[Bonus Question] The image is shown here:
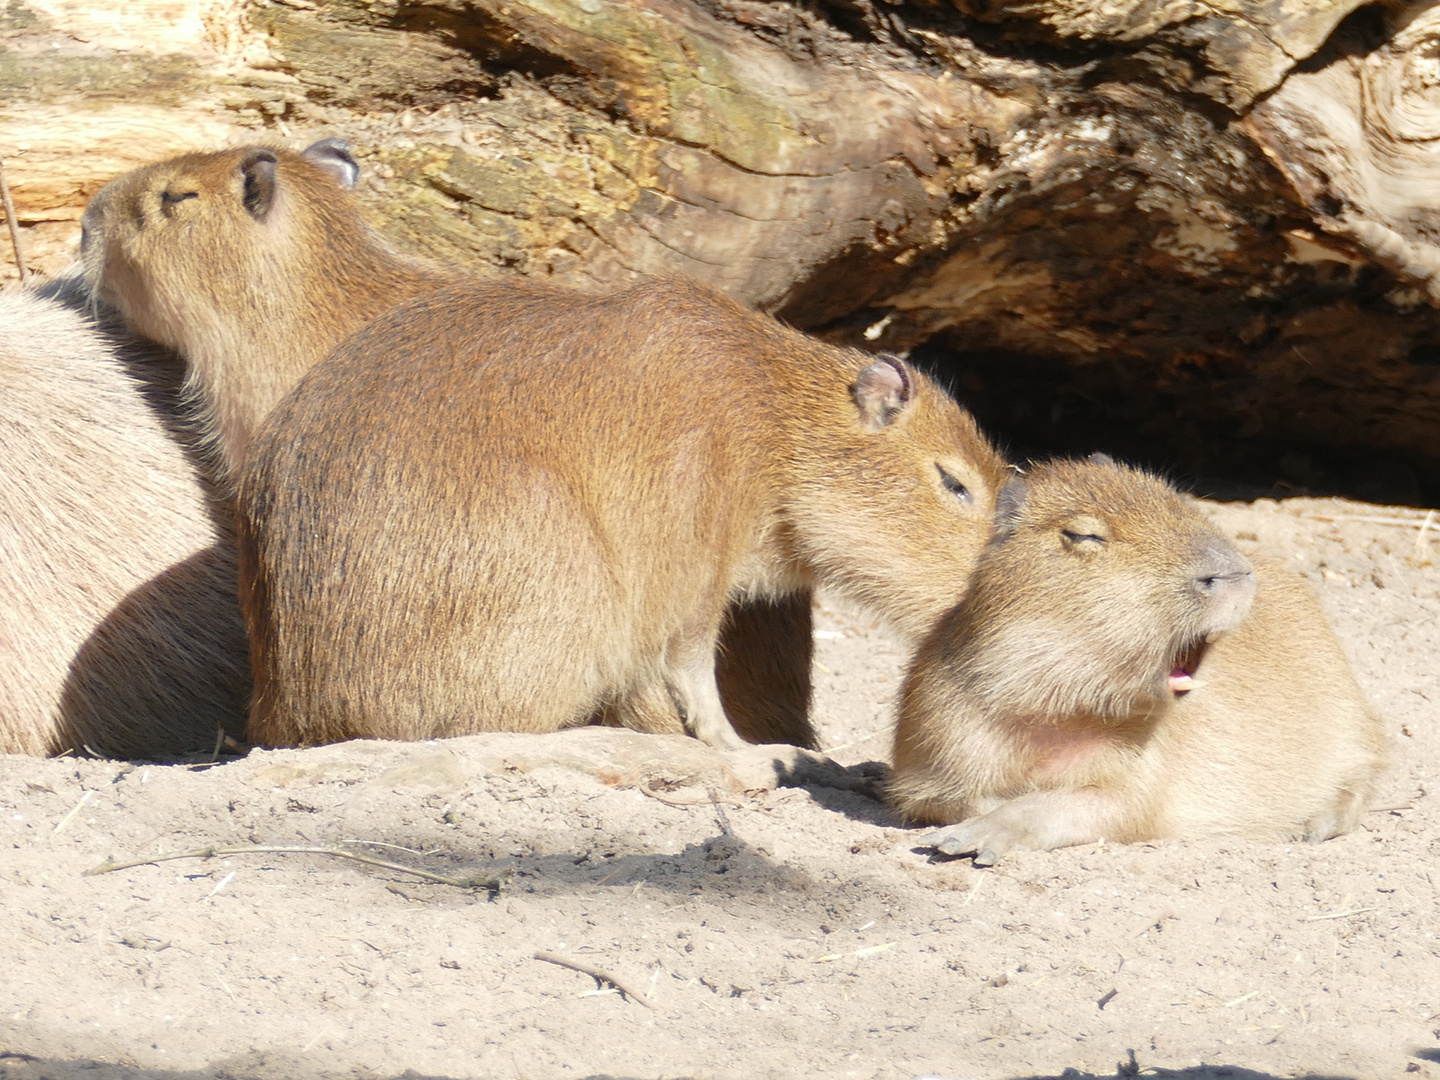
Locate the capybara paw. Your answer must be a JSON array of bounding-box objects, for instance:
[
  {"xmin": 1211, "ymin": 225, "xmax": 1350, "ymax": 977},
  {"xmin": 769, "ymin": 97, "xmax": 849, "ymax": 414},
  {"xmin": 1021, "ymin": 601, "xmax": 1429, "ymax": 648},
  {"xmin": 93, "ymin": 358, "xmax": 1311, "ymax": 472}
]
[
  {"xmin": 1299, "ymin": 808, "xmax": 1348, "ymax": 842},
  {"xmin": 918, "ymin": 816, "xmax": 1021, "ymax": 866}
]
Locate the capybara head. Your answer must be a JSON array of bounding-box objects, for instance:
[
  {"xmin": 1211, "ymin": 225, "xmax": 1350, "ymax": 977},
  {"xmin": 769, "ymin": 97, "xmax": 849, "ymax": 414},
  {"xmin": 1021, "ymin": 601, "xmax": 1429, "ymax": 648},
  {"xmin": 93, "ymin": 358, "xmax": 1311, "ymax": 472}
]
[
  {"xmin": 790, "ymin": 351, "xmax": 1014, "ymax": 641},
  {"xmin": 79, "ymin": 139, "xmax": 362, "ymax": 353},
  {"xmin": 78, "ymin": 139, "xmax": 443, "ymax": 476},
  {"xmin": 940, "ymin": 454, "xmax": 1256, "ymax": 720}
]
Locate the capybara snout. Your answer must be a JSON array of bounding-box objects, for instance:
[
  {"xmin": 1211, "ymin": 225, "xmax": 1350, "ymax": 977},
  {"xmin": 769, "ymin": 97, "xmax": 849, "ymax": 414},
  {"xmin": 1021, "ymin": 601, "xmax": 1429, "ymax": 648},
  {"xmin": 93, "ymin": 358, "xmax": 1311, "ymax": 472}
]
[{"xmin": 1189, "ymin": 535, "xmax": 1257, "ymax": 635}]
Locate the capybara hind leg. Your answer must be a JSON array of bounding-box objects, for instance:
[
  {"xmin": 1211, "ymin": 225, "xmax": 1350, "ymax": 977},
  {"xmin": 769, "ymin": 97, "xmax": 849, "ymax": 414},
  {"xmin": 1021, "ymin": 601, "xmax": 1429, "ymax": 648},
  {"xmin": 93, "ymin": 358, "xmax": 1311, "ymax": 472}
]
[
  {"xmin": 1300, "ymin": 783, "xmax": 1370, "ymax": 842},
  {"xmin": 921, "ymin": 788, "xmax": 1143, "ymax": 864},
  {"xmin": 599, "ymin": 679, "xmax": 686, "ymax": 735},
  {"xmin": 716, "ymin": 592, "xmax": 818, "ymax": 749}
]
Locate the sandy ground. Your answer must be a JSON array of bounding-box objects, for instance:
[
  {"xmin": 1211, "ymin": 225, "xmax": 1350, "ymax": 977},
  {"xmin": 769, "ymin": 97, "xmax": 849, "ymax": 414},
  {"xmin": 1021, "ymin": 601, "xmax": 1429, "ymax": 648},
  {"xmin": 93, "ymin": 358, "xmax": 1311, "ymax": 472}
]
[{"xmin": 0, "ymin": 494, "xmax": 1436, "ymax": 1080}]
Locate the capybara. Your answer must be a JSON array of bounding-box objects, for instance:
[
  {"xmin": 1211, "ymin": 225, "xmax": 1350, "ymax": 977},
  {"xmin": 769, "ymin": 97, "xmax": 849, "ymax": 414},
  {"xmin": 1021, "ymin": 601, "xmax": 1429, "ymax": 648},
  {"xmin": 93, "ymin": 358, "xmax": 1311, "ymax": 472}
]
[
  {"xmin": 891, "ymin": 455, "xmax": 1387, "ymax": 864},
  {"xmin": 79, "ymin": 138, "xmax": 446, "ymax": 479},
  {"xmin": 76, "ymin": 140, "xmax": 930, "ymax": 748},
  {"xmin": 0, "ymin": 282, "xmax": 248, "ymax": 758},
  {"xmin": 238, "ymin": 279, "xmax": 1012, "ymax": 750}
]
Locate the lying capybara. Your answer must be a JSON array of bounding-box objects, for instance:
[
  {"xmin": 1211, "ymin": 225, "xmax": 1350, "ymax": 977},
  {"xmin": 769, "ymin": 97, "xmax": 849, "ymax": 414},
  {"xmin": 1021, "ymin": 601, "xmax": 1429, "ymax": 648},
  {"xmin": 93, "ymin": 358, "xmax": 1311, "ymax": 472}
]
[
  {"xmin": 890, "ymin": 455, "xmax": 1386, "ymax": 864},
  {"xmin": 238, "ymin": 278, "xmax": 1012, "ymax": 750},
  {"xmin": 79, "ymin": 138, "xmax": 446, "ymax": 479},
  {"xmin": 0, "ymin": 283, "xmax": 249, "ymax": 758},
  {"xmin": 76, "ymin": 141, "xmax": 941, "ymax": 748}
]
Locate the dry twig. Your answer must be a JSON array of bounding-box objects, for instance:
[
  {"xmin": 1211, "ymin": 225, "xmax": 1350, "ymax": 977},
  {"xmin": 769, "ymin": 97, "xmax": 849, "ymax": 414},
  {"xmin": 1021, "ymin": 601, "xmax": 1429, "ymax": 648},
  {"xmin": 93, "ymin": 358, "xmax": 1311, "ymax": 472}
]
[
  {"xmin": 637, "ymin": 784, "xmax": 741, "ymax": 809},
  {"xmin": 821, "ymin": 730, "xmax": 885, "ymax": 756},
  {"xmin": 1416, "ymin": 511, "xmax": 1435, "ymax": 566},
  {"xmin": 0, "ymin": 158, "xmax": 26, "ymax": 285},
  {"xmin": 85, "ymin": 844, "xmax": 506, "ymax": 891},
  {"xmin": 52, "ymin": 790, "xmax": 94, "ymax": 834},
  {"xmin": 533, "ymin": 950, "xmax": 659, "ymax": 1010},
  {"xmin": 1304, "ymin": 907, "xmax": 1375, "ymax": 921}
]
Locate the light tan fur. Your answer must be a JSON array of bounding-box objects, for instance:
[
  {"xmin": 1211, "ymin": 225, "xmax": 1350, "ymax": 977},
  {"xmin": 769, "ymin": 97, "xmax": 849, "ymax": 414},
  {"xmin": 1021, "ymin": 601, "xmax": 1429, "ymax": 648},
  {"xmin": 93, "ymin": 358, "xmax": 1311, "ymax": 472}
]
[
  {"xmin": 891, "ymin": 456, "xmax": 1386, "ymax": 862},
  {"xmin": 238, "ymin": 279, "xmax": 1012, "ymax": 750},
  {"xmin": 0, "ymin": 283, "xmax": 249, "ymax": 758},
  {"xmin": 79, "ymin": 141, "xmax": 446, "ymax": 478}
]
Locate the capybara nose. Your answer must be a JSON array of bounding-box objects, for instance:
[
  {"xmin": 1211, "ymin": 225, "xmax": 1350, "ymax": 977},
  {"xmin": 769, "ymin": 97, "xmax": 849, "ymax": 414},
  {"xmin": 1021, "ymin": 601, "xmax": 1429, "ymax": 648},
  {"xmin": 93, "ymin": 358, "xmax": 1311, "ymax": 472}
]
[{"xmin": 1192, "ymin": 536, "xmax": 1256, "ymax": 633}]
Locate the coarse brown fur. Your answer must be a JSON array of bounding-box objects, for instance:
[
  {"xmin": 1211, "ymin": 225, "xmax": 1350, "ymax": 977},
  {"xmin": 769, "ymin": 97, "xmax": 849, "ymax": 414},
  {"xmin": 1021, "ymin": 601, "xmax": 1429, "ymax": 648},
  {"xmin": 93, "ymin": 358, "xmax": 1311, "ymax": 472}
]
[
  {"xmin": 78, "ymin": 142, "xmax": 854, "ymax": 747},
  {"xmin": 238, "ymin": 279, "xmax": 1011, "ymax": 750},
  {"xmin": 0, "ymin": 282, "xmax": 249, "ymax": 758},
  {"xmin": 891, "ymin": 456, "xmax": 1387, "ymax": 861},
  {"xmin": 79, "ymin": 140, "xmax": 447, "ymax": 479}
]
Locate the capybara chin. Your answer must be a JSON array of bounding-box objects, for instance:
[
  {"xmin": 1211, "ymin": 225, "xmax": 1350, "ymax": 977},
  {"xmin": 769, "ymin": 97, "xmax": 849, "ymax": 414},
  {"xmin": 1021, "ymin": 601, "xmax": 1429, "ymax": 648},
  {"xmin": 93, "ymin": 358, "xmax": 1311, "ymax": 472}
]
[
  {"xmin": 0, "ymin": 282, "xmax": 248, "ymax": 758},
  {"xmin": 79, "ymin": 138, "xmax": 445, "ymax": 478},
  {"xmin": 890, "ymin": 456, "xmax": 1386, "ymax": 864},
  {"xmin": 239, "ymin": 278, "xmax": 1011, "ymax": 750}
]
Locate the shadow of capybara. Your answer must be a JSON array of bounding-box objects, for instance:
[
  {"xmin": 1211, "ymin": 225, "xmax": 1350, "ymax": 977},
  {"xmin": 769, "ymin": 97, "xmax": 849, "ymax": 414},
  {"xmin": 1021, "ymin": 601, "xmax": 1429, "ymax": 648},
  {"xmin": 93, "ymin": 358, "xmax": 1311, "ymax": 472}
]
[
  {"xmin": 238, "ymin": 279, "xmax": 1012, "ymax": 752},
  {"xmin": 890, "ymin": 455, "xmax": 1386, "ymax": 864},
  {"xmin": 0, "ymin": 284, "xmax": 248, "ymax": 758}
]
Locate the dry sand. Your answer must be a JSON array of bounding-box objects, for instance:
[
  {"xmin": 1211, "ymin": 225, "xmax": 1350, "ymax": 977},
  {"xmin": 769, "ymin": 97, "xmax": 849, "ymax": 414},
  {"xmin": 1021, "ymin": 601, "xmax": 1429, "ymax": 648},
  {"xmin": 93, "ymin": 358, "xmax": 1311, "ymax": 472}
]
[{"xmin": 1, "ymin": 494, "xmax": 1436, "ymax": 1080}]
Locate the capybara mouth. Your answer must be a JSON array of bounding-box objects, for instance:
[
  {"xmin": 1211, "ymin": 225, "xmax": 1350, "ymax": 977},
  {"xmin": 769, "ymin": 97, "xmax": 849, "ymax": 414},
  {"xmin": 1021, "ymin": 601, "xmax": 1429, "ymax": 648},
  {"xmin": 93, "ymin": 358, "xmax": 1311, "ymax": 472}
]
[{"xmin": 1167, "ymin": 636, "xmax": 1213, "ymax": 695}]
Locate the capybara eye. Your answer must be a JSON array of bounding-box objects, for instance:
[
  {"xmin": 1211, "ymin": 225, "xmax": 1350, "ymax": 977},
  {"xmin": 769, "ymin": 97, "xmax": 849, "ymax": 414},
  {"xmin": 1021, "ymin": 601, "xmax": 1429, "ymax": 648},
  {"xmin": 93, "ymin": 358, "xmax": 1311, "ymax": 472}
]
[
  {"xmin": 936, "ymin": 465, "xmax": 970, "ymax": 502},
  {"xmin": 159, "ymin": 191, "xmax": 198, "ymax": 214},
  {"xmin": 1061, "ymin": 514, "xmax": 1109, "ymax": 547},
  {"xmin": 1061, "ymin": 529, "xmax": 1106, "ymax": 547}
]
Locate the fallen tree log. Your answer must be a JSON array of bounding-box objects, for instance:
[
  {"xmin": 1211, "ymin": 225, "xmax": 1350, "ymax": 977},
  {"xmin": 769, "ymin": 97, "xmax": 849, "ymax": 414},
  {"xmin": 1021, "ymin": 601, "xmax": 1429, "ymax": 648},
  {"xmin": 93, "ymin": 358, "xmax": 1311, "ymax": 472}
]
[{"xmin": 2, "ymin": 0, "xmax": 1438, "ymax": 500}]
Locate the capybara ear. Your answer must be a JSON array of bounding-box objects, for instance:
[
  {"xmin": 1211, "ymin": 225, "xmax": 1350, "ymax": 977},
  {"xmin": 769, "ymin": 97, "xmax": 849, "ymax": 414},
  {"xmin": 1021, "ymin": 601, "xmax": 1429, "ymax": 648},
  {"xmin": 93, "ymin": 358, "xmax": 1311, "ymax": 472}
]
[
  {"xmin": 240, "ymin": 150, "xmax": 279, "ymax": 220},
  {"xmin": 994, "ymin": 474, "xmax": 1028, "ymax": 536},
  {"xmin": 1088, "ymin": 451, "xmax": 1116, "ymax": 467},
  {"xmin": 853, "ymin": 353, "xmax": 914, "ymax": 429},
  {"xmin": 302, "ymin": 138, "xmax": 361, "ymax": 190}
]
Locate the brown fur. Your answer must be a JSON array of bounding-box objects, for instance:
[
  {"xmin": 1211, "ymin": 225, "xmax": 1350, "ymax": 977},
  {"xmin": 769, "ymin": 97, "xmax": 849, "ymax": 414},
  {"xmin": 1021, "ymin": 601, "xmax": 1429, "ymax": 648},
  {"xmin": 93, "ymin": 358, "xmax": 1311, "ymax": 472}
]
[
  {"xmin": 0, "ymin": 283, "xmax": 249, "ymax": 758},
  {"xmin": 238, "ymin": 279, "xmax": 1011, "ymax": 749},
  {"xmin": 891, "ymin": 457, "xmax": 1387, "ymax": 861},
  {"xmin": 79, "ymin": 140, "xmax": 446, "ymax": 478},
  {"xmin": 76, "ymin": 142, "xmax": 941, "ymax": 749}
]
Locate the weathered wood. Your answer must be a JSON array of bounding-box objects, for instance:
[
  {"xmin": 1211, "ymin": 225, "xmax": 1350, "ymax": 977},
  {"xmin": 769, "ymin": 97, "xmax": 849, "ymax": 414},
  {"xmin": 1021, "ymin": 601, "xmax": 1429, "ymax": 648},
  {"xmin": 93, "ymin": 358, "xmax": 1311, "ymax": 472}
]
[
  {"xmin": 2, "ymin": 0, "xmax": 1439, "ymax": 489},
  {"xmin": 951, "ymin": 0, "xmax": 1370, "ymax": 108},
  {"xmin": 1247, "ymin": 5, "xmax": 1440, "ymax": 304}
]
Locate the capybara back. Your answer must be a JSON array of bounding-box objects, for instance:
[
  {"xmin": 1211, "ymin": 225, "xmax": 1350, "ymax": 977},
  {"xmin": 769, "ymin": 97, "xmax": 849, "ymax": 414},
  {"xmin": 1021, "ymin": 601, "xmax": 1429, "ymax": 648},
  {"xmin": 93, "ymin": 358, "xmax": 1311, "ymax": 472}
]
[{"xmin": 241, "ymin": 278, "xmax": 1011, "ymax": 748}]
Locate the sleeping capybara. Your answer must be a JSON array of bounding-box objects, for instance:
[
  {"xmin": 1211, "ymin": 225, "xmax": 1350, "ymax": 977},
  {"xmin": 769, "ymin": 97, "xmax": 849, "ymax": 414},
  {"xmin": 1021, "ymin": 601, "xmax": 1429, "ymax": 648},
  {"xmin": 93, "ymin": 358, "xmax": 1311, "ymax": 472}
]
[{"xmin": 891, "ymin": 455, "xmax": 1386, "ymax": 864}]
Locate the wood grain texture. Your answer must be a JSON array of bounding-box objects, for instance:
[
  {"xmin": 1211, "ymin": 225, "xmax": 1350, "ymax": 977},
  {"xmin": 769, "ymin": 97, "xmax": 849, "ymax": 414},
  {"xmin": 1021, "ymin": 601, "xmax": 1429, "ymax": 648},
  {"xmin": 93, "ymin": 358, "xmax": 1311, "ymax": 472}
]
[
  {"xmin": 3, "ymin": 0, "xmax": 1440, "ymax": 476},
  {"xmin": 953, "ymin": 0, "xmax": 1371, "ymax": 107}
]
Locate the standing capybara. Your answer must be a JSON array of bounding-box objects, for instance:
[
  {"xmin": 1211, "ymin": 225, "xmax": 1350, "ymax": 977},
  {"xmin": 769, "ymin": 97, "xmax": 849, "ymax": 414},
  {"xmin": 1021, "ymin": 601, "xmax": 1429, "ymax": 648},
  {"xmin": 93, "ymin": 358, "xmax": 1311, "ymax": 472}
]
[
  {"xmin": 238, "ymin": 278, "xmax": 1012, "ymax": 750},
  {"xmin": 0, "ymin": 282, "xmax": 249, "ymax": 758},
  {"xmin": 890, "ymin": 456, "xmax": 1387, "ymax": 864}
]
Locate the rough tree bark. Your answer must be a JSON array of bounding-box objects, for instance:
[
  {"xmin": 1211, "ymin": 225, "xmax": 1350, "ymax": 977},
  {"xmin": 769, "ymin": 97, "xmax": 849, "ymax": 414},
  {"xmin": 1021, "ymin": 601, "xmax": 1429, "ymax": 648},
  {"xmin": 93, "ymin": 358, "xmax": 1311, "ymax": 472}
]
[{"xmin": 3, "ymin": 0, "xmax": 1439, "ymax": 498}]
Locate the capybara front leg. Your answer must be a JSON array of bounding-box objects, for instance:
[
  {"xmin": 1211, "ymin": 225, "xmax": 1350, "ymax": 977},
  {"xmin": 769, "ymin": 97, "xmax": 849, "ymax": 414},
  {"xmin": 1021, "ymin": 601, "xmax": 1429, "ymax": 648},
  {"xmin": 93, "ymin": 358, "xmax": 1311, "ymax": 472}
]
[
  {"xmin": 666, "ymin": 647, "xmax": 746, "ymax": 751},
  {"xmin": 919, "ymin": 788, "xmax": 1142, "ymax": 866},
  {"xmin": 598, "ymin": 678, "xmax": 687, "ymax": 735}
]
